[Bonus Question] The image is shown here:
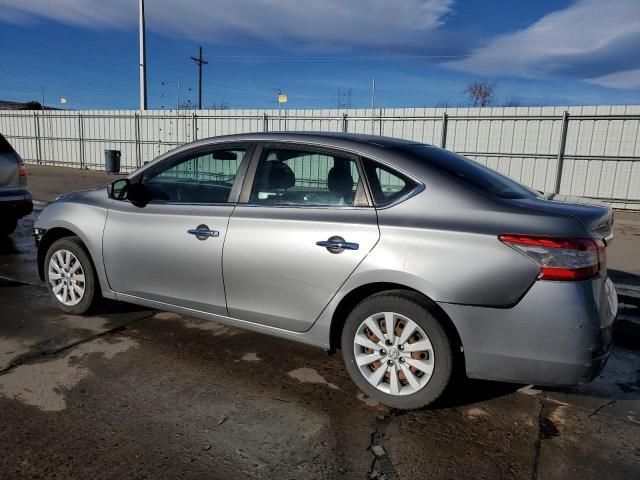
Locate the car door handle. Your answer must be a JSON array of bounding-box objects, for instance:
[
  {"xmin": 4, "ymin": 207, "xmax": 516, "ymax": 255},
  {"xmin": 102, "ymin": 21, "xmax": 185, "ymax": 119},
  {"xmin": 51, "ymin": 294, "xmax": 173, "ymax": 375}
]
[
  {"xmin": 187, "ymin": 224, "xmax": 219, "ymax": 241},
  {"xmin": 316, "ymin": 236, "xmax": 359, "ymax": 254}
]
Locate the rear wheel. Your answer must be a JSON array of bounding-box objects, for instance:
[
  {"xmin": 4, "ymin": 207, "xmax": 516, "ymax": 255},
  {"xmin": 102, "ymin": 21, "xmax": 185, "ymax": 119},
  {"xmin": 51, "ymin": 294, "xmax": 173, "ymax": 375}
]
[
  {"xmin": 341, "ymin": 291, "xmax": 453, "ymax": 409},
  {"xmin": 0, "ymin": 216, "xmax": 18, "ymax": 235},
  {"xmin": 45, "ymin": 237, "xmax": 98, "ymax": 314}
]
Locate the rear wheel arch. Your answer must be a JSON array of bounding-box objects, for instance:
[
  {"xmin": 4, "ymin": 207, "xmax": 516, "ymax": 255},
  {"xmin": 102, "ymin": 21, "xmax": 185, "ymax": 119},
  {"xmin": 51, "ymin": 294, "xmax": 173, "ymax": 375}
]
[{"xmin": 329, "ymin": 283, "xmax": 464, "ymax": 359}]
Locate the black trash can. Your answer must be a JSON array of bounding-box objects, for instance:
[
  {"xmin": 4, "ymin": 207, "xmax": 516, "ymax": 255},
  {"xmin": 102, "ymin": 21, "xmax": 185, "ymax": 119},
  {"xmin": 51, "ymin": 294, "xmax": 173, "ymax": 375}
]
[{"xmin": 105, "ymin": 149, "xmax": 121, "ymax": 174}]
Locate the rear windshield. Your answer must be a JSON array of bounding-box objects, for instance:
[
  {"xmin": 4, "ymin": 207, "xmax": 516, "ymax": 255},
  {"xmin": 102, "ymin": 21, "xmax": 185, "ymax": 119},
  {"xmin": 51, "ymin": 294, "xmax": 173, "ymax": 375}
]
[
  {"xmin": 399, "ymin": 145, "xmax": 537, "ymax": 199},
  {"xmin": 0, "ymin": 134, "xmax": 17, "ymax": 154}
]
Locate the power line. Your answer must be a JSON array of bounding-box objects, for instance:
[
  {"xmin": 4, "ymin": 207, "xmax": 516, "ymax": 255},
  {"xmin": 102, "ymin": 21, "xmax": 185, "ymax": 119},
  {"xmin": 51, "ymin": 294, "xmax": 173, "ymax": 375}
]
[{"xmin": 190, "ymin": 46, "xmax": 208, "ymax": 109}]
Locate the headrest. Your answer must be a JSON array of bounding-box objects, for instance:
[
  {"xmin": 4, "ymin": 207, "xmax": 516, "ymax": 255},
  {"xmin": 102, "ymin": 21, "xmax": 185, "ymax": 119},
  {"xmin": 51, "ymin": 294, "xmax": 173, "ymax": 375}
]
[
  {"xmin": 267, "ymin": 161, "xmax": 295, "ymax": 189},
  {"xmin": 328, "ymin": 166, "xmax": 353, "ymax": 195}
]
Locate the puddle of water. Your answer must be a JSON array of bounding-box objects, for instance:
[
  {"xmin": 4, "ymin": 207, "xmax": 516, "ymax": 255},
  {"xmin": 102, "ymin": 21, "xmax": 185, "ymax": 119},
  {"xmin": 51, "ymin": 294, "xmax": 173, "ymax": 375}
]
[
  {"xmin": 154, "ymin": 312, "xmax": 238, "ymax": 337},
  {"xmin": 288, "ymin": 367, "xmax": 339, "ymax": 390},
  {"xmin": 0, "ymin": 337, "xmax": 137, "ymax": 412},
  {"xmin": 540, "ymin": 417, "xmax": 560, "ymax": 439}
]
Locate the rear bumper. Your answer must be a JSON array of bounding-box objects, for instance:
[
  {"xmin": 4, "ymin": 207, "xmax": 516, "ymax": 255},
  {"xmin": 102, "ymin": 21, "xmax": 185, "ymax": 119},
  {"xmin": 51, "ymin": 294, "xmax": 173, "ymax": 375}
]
[
  {"xmin": 0, "ymin": 188, "xmax": 33, "ymax": 218},
  {"xmin": 439, "ymin": 276, "xmax": 618, "ymax": 386}
]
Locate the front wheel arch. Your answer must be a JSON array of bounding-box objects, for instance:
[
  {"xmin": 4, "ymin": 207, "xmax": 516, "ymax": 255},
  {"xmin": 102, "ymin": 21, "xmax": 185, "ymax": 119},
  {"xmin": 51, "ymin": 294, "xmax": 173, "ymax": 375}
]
[
  {"xmin": 38, "ymin": 229, "xmax": 102, "ymax": 297},
  {"xmin": 37, "ymin": 227, "xmax": 83, "ymax": 281}
]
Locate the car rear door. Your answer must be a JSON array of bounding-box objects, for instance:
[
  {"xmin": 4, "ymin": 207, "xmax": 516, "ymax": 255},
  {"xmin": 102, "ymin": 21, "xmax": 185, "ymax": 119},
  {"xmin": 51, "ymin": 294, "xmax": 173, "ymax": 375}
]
[
  {"xmin": 223, "ymin": 143, "xmax": 380, "ymax": 332},
  {"xmin": 103, "ymin": 143, "xmax": 253, "ymax": 315}
]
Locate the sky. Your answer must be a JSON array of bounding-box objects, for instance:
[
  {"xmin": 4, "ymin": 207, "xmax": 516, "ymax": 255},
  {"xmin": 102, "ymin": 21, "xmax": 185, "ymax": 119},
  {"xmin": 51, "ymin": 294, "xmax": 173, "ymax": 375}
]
[{"xmin": 1, "ymin": 0, "xmax": 639, "ymax": 110}]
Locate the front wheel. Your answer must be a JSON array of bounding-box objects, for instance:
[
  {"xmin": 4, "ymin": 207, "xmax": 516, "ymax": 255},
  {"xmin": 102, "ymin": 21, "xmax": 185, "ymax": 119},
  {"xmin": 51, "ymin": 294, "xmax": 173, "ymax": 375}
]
[
  {"xmin": 341, "ymin": 291, "xmax": 453, "ymax": 410},
  {"xmin": 45, "ymin": 237, "xmax": 99, "ymax": 314}
]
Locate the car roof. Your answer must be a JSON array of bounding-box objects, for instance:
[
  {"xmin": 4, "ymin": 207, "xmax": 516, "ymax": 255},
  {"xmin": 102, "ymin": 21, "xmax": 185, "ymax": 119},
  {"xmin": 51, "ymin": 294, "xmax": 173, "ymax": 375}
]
[{"xmin": 195, "ymin": 131, "xmax": 426, "ymax": 149}]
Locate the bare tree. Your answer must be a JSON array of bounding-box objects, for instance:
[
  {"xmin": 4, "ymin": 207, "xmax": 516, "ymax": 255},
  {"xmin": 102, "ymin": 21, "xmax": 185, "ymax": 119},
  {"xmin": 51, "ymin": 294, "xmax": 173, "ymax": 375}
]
[
  {"xmin": 464, "ymin": 81, "xmax": 496, "ymax": 107},
  {"xmin": 21, "ymin": 100, "xmax": 43, "ymax": 110}
]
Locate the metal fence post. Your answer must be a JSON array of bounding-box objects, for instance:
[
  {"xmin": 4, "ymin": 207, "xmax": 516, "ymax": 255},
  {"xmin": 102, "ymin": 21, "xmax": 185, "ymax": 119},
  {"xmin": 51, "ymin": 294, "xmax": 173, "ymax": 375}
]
[
  {"xmin": 440, "ymin": 112, "xmax": 448, "ymax": 148},
  {"xmin": 192, "ymin": 112, "xmax": 198, "ymax": 141},
  {"xmin": 263, "ymin": 112, "xmax": 268, "ymax": 132},
  {"xmin": 33, "ymin": 112, "xmax": 42, "ymax": 164},
  {"xmin": 134, "ymin": 113, "xmax": 141, "ymax": 168},
  {"xmin": 379, "ymin": 108, "xmax": 383, "ymax": 136},
  {"xmin": 553, "ymin": 111, "xmax": 570, "ymax": 194},
  {"xmin": 78, "ymin": 113, "xmax": 85, "ymax": 169},
  {"xmin": 342, "ymin": 113, "xmax": 348, "ymax": 133}
]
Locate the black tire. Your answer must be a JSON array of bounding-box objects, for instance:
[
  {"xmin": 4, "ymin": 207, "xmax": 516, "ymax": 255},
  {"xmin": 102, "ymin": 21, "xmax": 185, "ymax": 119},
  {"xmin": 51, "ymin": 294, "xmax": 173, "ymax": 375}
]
[
  {"xmin": 44, "ymin": 236, "xmax": 99, "ymax": 314},
  {"xmin": 0, "ymin": 216, "xmax": 18, "ymax": 235},
  {"xmin": 341, "ymin": 290, "xmax": 453, "ymax": 410}
]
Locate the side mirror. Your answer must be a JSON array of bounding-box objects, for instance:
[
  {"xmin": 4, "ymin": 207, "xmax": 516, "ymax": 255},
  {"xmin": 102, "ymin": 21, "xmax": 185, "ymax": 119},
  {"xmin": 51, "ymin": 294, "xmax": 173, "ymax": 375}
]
[
  {"xmin": 127, "ymin": 182, "xmax": 152, "ymax": 207},
  {"xmin": 107, "ymin": 178, "xmax": 130, "ymax": 200}
]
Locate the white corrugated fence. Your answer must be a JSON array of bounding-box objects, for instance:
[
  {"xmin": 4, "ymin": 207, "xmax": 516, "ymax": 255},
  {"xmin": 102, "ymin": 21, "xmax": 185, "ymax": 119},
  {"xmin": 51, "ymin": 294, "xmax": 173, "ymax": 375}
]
[{"xmin": 1, "ymin": 105, "xmax": 639, "ymax": 209}]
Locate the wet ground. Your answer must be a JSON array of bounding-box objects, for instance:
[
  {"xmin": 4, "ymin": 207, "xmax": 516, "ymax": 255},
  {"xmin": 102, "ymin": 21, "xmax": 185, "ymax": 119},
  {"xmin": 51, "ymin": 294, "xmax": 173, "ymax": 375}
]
[{"xmin": 0, "ymin": 211, "xmax": 639, "ymax": 479}]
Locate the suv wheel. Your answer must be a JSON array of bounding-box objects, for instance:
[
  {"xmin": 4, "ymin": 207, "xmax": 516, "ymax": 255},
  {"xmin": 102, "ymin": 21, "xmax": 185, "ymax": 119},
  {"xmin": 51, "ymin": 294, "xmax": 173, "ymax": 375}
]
[
  {"xmin": 341, "ymin": 291, "xmax": 453, "ymax": 409},
  {"xmin": 45, "ymin": 237, "xmax": 98, "ymax": 314}
]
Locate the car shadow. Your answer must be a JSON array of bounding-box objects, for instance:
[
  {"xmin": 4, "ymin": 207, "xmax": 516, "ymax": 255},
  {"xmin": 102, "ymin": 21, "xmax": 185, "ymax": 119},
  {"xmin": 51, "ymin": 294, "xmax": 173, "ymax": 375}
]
[
  {"xmin": 0, "ymin": 234, "xmax": 17, "ymax": 254},
  {"xmin": 93, "ymin": 298, "xmax": 151, "ymax": 315},
  {"xmin": 432, "ymin": 376, "xmax": 523, "ymax": 409}
]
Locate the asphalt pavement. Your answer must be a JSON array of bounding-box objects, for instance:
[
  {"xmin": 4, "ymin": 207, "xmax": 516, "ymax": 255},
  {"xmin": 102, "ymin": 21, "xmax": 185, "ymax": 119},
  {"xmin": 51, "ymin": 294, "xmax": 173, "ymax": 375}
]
[{"xmin": 0, "ymin": 209, "xmax": 639, "ymax": 479}]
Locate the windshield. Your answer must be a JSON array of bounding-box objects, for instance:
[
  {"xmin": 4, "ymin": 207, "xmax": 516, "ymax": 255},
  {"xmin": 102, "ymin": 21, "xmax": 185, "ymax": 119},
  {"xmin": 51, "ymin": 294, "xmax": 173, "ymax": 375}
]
[{"xmin": 400, "ymin": 145, "xmax": 538, "ymax": 199}]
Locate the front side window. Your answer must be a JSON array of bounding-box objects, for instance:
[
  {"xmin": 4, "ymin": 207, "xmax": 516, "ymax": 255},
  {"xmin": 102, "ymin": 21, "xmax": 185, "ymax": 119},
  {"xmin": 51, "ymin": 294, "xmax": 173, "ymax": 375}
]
[
  {"xmin": 362, "ymin": 158, "xmax": 418, "ymax": 206},
  {"xmin": 250, "ymin": 148, "xmax": 362, "ymax": 206},
  {"xmin": 142, "ymin": 148, "xmax": 246, "ymax": 203}
]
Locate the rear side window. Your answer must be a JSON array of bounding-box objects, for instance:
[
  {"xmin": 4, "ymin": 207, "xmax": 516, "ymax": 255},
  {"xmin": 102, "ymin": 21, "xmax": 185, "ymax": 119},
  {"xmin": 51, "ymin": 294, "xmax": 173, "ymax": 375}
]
[
  {"xmin": 400, "ymin": 145, "xmax": 537, "ymax": 199},
  {"xmin": 362, "ymin": 158, "xmax": 418, "ymax": 206},
  {"xmin": 250, "ymin": 147, "xmax": 363, "ymax": 207},
  {"xmin": 0, "ymin": 134, "xmax": 17, "ymax": 154}
]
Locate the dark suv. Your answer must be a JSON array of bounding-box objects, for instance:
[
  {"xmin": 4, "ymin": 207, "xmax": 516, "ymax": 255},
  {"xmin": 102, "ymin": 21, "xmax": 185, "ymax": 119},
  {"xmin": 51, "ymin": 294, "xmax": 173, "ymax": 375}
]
[{"xmin": 0, "ymin": 133, "xmax": 33, "ymax": 234}]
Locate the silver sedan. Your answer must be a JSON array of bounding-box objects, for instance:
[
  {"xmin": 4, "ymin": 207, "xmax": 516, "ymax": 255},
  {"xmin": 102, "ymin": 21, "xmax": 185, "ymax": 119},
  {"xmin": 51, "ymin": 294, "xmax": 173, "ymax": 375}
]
[{"xmin": 34, "ymin": 132, "xmax": 618, "ymax": 409}]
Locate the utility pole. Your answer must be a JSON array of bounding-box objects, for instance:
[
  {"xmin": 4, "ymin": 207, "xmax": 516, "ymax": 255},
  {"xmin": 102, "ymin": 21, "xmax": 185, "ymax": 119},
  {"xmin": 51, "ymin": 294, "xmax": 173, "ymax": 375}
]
[
  {"xmin": 191, "ymin": 46, "xmax": 208, "ymax": 109},
  {"xmin": 139, "ymin": 0, "xmax": 148, "ymax": 110}
]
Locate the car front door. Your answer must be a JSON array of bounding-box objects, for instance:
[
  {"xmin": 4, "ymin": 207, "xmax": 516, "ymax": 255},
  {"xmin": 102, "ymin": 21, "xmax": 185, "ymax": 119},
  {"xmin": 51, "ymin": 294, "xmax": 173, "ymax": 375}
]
[
  {"xmin": 103, "ymin": 143, "xmax": 253, "ymax": 315},
  {"xmin": 223, "ymin": 144, "xmax": 380, "ymax": 332}
]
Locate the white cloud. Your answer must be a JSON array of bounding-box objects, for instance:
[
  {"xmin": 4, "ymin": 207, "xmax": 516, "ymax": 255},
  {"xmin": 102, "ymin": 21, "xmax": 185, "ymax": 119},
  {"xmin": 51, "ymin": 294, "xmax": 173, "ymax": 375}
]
[
  {"xmin": 0, "ymin": 0, "xmax": 454, "ymax": 48},
  {"xmin": 446, "ymin": 0, "xmax": 640, "ymax": 89},
  {"xmin": 588, "ymin": 68, "xmax": 640, "ymax": 90}
]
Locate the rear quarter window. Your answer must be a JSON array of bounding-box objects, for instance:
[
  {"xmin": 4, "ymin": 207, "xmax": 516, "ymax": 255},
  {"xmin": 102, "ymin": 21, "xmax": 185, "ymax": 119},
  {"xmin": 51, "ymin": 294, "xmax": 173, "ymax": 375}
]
[{"xmin": 362, "ymin": 158, "xmax": 418, "ymax": 206}]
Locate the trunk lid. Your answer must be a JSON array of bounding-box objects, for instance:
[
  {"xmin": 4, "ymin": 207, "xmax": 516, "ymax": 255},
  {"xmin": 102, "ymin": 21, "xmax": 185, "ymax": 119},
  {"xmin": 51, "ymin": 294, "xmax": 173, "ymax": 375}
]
[{"xmin": 512, "ymin": 194, "xmax": 613, "ymax": 241}]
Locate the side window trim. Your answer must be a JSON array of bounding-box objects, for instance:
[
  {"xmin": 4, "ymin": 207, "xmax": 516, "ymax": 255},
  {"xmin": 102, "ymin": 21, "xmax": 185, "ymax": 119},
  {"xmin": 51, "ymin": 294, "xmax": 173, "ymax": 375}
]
[
  {"xmin": 238, "ymin": 142, "xmax": 372, "ymax": 208},
  {"xmin": 361, "ymin": 156, "xmax": 424, "ymax": 208},
  {"xmin": 134, "ymin": 142, "xmax": 255, "ymax": 205}
]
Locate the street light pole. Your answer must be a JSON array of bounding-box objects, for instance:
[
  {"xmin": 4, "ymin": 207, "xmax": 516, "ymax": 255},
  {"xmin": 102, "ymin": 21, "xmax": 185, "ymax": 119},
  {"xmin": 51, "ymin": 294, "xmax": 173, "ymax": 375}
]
[{"xmin": 139, "ymin": 0, "xmax": 148, "ymax": 110}]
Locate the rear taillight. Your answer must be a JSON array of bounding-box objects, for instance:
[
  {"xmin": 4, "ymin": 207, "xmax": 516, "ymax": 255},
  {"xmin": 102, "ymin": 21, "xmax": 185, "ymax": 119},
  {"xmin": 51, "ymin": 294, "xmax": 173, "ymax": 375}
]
[
  {"xmin": 498, "ymin": 234, "xmax": 605, "ymax": 281},
  {"xmin": 18, "ymin": 162, "xmax": 26, "ymax": 177}
]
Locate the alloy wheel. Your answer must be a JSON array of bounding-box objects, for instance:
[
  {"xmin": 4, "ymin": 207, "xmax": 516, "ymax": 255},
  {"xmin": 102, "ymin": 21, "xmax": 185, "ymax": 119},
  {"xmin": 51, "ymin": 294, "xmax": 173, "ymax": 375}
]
[
  {"xmin": 48, "ymin": 249, "xmax": 86, "ymax": 306},
  {"xmin": 353, "ymin": 312, "xmax": 435, "ymax": 396}
]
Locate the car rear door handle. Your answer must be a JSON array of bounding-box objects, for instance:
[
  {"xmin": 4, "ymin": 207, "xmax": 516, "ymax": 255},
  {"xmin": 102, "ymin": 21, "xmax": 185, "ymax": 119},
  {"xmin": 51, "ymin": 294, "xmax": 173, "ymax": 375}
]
[
  {"xmin": 187, "ymin": 224, "xmax": 219, "ymax": 241},
  {"xmin": 316, "ymin": 236, "xmax": 359, "ymax": 254}
]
